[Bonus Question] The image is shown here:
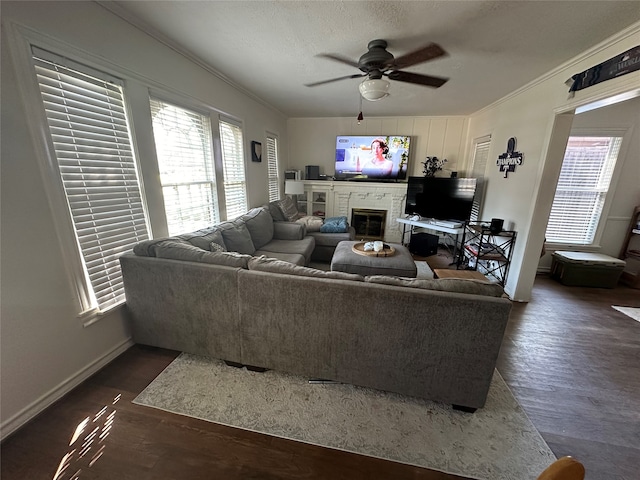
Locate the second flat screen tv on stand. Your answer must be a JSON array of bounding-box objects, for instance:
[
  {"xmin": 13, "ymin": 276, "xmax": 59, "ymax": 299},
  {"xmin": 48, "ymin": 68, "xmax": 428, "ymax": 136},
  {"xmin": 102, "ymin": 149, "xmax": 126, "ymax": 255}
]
[{"xmin": 405, "ymin": 177, "xmax": 477, "ymax": 223}]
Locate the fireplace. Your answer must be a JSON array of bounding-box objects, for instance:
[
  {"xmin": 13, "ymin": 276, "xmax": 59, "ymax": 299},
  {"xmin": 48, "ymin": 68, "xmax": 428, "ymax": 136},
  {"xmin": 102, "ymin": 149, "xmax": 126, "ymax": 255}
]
[{"xmin": 351, "ymin": 208, "xmax": 386, "ymax": 241}]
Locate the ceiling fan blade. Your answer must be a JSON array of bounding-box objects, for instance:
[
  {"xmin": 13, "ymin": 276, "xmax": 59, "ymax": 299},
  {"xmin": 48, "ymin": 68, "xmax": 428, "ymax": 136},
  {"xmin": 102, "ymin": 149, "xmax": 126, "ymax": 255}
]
[
  {"xmin": 386, "ymin": 43, "xmax": 447, "ymax": 70},
  {"xmin": 316, "ymin": 53, "xmax": 360, "ymax": 68},
  {"xmin": 304, "ymin": 73, "xmax": 366, "ymax": 87},
  {"xmin": 387, "ymin": 70, "xmax": 449, "ymax": 88}
]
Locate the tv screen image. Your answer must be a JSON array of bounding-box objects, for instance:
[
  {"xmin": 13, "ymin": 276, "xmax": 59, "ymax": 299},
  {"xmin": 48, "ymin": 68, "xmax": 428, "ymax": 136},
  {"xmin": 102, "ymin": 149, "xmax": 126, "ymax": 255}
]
[
  {"xmin": 405, "ymin": 177, "xmax": 477, "ymax": 222},
  {"xmin": 335, "ymin": 135, "xmax": 410, "ymax": 181}
]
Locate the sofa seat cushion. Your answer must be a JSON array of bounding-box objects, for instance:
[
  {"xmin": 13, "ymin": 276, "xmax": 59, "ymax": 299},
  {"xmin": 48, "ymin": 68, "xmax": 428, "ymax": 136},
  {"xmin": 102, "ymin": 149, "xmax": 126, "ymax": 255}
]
[
  {"xmin": 240, "ymin": 206, "xmax": 274, "ymax": 249},
  {"xmin": 252, "ymin": 251, "xmax": 306, "ymax": 266},
  {"xmin": 259, "ymin": 237, "xmax": 315, "ymax": 265},
  {"xmin": 248, "ymin": 256, "xmax": 364, "ymax": 281},
  {"xmin": 307, "ymin": 227, "xmax": 355, "ymax": 247},
  {"xmin": 365, "ymin": 276, "xmax": 505, "ymax": 297},
  {"xmin": 217, "ymin": 221, "xmax": 256, "ymax": 255}
]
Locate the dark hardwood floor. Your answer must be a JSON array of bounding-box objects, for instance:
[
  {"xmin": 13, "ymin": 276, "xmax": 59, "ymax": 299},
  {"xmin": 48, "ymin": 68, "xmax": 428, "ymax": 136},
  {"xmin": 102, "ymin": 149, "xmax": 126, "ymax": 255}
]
[{"xmin": 2, "ymin": 252, "xmax": 639, "ymax": 479}]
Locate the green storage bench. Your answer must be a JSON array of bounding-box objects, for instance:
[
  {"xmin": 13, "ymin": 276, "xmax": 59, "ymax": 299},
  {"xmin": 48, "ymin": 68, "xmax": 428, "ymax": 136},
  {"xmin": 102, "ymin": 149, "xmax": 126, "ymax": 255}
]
[{"xmin": 551, "ymin": 251, "xmax": 626, "ymax": 288}]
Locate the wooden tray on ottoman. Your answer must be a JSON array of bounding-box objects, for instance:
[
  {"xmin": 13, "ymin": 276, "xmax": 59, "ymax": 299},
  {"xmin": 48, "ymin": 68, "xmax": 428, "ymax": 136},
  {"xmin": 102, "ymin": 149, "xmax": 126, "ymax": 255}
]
[{"xmin": 352, "ymin": 242, "xmax": 396, "ymax": 257}]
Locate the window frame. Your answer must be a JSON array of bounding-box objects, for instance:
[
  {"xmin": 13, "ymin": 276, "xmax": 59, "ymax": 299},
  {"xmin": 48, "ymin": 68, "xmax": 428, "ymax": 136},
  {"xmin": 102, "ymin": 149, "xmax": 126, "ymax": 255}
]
[
  {"xmin": 26, "ymin": 45, "xmax": 151, "ymax": 322},
  {"xmin": 217, "ymin": 116, "xmax": 248, "ymax": 220},
  {"xmin": 469, "ymin": 135, "xmax": 491, "ymax": 222},
  {"xmin": 266, "ymin": 133, "xmax": 280, "ymax": 202},
  {"xmin": 545, "ymin": 127, "xmax": 629, "ymax": 248},
  {"xmin": 149, "ymin": 97, "xmax": 221, "ymax": 235}
]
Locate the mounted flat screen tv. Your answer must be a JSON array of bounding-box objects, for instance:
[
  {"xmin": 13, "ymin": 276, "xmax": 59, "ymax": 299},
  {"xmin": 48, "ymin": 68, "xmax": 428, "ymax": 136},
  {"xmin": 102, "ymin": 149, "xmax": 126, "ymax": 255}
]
[
  {"xmin": 405, "ymin": 177, "xmax": 477, "ymax": 222},
  {"xmin": 334, "ymin": 135, "xmax": 410, "ymax": 181}
]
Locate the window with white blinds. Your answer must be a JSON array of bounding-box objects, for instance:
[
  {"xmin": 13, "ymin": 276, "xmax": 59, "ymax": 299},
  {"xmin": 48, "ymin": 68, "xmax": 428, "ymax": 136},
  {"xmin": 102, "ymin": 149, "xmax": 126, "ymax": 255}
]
[
  {"xmin": 150, "ymin": 98, "xmax": 219, "ymax": 235},
  {"xmin": 470, "ymin": 137, "xmax": 491, "ymax": 222},
  {"xmin": 266, "ymin": 134, "xmax": 280, "ymax": 201},
  {"xmin": 32, "ymin": 49, "xmax": 149, "ymax": 314},
  {"xmin": 546, "ymin": 136, "xmax": 622, "ymax": 245},
  {"xmin": 219, "ymin": 118, "xmax": 248, "ymax": 219}
]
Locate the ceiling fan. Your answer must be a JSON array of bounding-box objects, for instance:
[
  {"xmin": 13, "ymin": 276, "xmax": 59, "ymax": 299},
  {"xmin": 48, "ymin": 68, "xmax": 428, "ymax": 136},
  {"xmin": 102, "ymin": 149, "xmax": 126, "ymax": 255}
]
[{"xmin": 305, "ymin": 39, "xmax": 449, "ymax": 101}]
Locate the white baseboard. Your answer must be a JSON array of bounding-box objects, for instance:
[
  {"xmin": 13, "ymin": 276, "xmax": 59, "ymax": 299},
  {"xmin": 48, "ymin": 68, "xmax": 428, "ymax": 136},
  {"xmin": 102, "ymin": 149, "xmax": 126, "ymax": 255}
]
[{"xmin": 0, "ymin": 338, "xmax": 134, "ymax": 441}]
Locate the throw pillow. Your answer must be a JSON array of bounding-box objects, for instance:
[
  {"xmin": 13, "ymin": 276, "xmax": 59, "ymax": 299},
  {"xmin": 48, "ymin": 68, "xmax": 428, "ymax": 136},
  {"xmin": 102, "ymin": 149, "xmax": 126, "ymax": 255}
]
[
  {"xmin": 276, "ymin": 196, "xmax": 299, "ymax": 222},
  {"xmin": 248, "ymin": 256, "xmax": 364, "ymax": 281},
  {"xmin": 296, "ymin": 215, "xmax": 324, "ymax": 232},
  {"xmin": 209, "ymin": 241, "xmax": 227, "ymax": 252},
  {"xmin": 364, "ymin": 275, "xmax": 505, "ymax": 297},
  {"xmin": 320, "ymin": 216, "xmax": 348, "ymax": 233}
]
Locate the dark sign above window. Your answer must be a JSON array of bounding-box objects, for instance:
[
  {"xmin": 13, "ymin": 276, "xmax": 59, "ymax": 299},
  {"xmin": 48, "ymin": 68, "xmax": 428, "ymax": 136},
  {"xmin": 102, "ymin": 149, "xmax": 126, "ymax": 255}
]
[{"xmin": 567, "ymin": 45, "xmax": 640, "ymax": 93}]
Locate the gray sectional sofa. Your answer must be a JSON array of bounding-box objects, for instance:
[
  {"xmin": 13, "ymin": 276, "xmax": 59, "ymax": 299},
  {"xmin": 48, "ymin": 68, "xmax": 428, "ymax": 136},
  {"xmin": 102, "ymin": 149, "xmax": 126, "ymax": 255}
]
[{"xmin": 120, "ymin": 204, "xmax": 512, "ymax": 411}]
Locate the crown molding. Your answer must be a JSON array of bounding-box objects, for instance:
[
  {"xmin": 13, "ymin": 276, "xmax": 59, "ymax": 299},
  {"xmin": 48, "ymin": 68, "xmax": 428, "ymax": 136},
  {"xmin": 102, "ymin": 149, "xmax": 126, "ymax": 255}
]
[{"xmin": 95, "ymin": 0, "xmax": 286, "ymax": 118}]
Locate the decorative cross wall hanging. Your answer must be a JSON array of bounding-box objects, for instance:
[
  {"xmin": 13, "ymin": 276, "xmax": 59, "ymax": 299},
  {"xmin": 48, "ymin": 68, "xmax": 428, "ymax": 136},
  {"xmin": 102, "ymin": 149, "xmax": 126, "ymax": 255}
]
[{"xmin": 497, "ymin": 137, "xmax": 523, "ymax": 178}]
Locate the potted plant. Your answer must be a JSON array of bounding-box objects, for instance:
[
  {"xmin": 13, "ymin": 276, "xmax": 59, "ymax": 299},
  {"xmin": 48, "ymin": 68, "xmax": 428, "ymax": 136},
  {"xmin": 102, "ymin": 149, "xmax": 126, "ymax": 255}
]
[{"xmin": 422, "ymin": 156, "xmax": 447, "ymax": 177}]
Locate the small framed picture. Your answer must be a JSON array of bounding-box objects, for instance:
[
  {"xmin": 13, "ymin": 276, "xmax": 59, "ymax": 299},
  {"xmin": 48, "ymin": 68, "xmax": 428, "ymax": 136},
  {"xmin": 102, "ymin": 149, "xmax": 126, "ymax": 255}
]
[{"xmin": 251, "ymin": 141, "xmax": 262, "ymax": 162}]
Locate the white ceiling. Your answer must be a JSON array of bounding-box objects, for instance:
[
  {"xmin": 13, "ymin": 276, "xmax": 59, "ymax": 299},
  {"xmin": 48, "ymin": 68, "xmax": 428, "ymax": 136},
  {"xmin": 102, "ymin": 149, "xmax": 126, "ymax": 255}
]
[{"xmin": 106, "ymin": 1, "xmax": 640, "ymax": 118}]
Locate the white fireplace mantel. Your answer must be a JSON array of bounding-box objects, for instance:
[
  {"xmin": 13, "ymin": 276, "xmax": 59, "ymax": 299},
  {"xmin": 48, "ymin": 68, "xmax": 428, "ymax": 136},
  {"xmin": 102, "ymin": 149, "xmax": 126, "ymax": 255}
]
[{"xmin": 301, "ymin": 180, "xmax": 407, "ymax": 243}]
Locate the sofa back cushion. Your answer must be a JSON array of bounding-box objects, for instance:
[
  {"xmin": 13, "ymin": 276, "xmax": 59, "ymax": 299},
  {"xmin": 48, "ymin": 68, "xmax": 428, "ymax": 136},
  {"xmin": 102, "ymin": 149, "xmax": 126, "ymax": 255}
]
[
  {"xmin": 365, "ymin": 275, "xmax": 505, "ymax": 297},
  {"xmin": 154, "ymin": 240, "xmax": 252, "ymax": 268},
  {"xmin": 133, "ymin": 237, "xmax": 193, "ymax": 257},
  {"xmin": 240, "ymin": 207, "xmax": 274, "ymax": 249},
  {"xmin": 178, "ymin": 227, "xmax": 226, "ymax": 251},
  {"xmin": 248, "ymin": 255, "xmax": 364, "ymax": 281},
  {"xmin": 266, "ymin": 201, "xmax": 287, "ymax": 222},
  {"xmin": 217, "ymin": 221, "xmax": 256, "ymax": 255}
]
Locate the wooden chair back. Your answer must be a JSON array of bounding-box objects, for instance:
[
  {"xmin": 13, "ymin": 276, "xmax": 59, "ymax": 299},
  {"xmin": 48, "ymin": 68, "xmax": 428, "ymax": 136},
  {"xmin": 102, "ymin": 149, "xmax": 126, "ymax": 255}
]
[{"xmin": 537, "ymin": 456, "xmax": 585, "ymax": 480}]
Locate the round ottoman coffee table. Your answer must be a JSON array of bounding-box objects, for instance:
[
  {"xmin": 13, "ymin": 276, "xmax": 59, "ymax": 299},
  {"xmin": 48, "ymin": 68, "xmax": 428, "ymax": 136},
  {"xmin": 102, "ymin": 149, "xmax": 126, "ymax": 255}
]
[{"xmin": 331, "ymin": 241, "xmax": 417, "ymax": 277}]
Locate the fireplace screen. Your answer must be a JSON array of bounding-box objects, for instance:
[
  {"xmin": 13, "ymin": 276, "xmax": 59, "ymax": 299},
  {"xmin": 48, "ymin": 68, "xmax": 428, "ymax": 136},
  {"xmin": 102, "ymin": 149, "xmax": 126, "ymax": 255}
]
[{"xmin": 351, "ymin": 209, "xmax": 386, "ymax": 240}]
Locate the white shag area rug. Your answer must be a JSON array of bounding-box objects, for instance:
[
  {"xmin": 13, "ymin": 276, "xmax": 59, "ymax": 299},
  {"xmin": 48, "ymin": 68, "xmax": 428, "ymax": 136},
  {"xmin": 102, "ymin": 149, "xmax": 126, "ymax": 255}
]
[
  {"xmin": 133, "ymin": 353, "xmax": 555, "ymax": 480},
  {"xmin": 612, "ymin": 305, "xmax": 640, "ymax": 323}
]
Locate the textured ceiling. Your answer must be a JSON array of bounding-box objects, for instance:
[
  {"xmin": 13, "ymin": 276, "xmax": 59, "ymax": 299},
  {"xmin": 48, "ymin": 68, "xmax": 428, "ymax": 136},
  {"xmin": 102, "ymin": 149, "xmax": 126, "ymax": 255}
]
[{"xmin": 107, "ymin": 1, "xmax": 640, "ymax": 118}]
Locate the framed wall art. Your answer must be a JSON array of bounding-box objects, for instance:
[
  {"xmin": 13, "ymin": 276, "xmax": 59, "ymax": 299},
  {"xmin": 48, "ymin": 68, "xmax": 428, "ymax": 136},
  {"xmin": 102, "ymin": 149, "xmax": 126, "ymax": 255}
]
[{"xmin": 251, "ymin": 141, "xmax": 262, "ymax": 162}]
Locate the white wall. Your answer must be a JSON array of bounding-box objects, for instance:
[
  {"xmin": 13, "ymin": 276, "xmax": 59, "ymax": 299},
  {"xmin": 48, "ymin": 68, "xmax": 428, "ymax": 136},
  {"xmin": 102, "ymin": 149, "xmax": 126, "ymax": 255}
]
[
  {"xmin": 465, "ymin": 24, "xmax": 640, "ymax": 301},
  {"xmin": 287, "ymin": 116, "xmax": 470, "ymax": 178},
  {"xmin": 537, "ymin": 96, "xmax": 640, "ymax": 271},
  {"xmin": 0, "ymin": 1, "xmax": 287, "ymax": 437}
]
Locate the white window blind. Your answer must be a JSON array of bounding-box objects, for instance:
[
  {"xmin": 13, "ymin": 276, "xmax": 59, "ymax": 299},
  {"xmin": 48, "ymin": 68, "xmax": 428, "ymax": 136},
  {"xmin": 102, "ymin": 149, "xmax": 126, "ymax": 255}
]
[
  {"xmin": 32, "ymin": 50, "xmax": 149, "ymax": 313},
  {"xmin": 470, "ymin": 138, "xmax": 491, "ymax": 222},
  {"xmin": 266, "ymin": 135, "xmax": 280, "ymax": 201},
  {"xmin": 150, "ymin": 98, "xmax": 219, "ymax": 235},
  {"xmin": 546, "ymin": 136, "xmax": 622, "ymax": 245},
  {"xmin": 219, "ymin": 118, "xmax": 248, "ymax": 219}
]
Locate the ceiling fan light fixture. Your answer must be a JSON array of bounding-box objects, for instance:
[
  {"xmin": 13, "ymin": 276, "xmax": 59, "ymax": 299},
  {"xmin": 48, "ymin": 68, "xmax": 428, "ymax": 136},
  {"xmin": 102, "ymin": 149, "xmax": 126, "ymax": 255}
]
[{"xmin": 359, "ymin": 79, "xmax": 390, "ymax": 101}]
